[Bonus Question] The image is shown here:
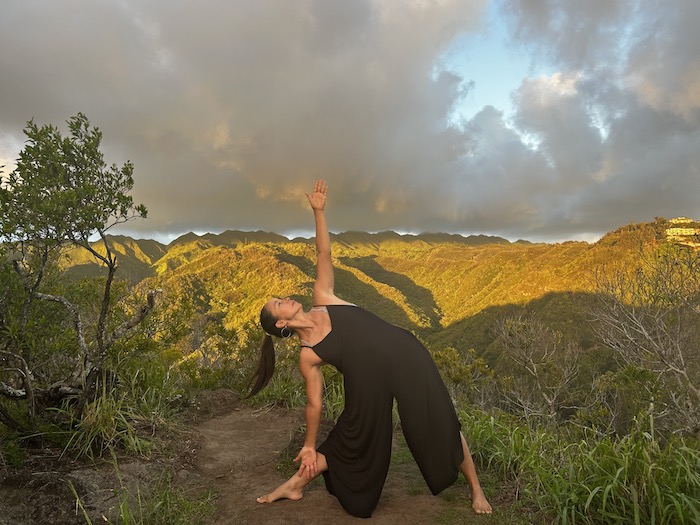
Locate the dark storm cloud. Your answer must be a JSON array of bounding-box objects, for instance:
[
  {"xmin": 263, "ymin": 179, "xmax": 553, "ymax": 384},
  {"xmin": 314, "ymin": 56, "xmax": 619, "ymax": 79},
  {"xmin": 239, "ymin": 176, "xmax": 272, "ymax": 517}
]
[
  {"xmin": 1, "ymin": 0, "xmax": 698, "ymax": 243},
  {"xmin": 498, "ymin": 0, "xmax": 700, "ymax": 239}
]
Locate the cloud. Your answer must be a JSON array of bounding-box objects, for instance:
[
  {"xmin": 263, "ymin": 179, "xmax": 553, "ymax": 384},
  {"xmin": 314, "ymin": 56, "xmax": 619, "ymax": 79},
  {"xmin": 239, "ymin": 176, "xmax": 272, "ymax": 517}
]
[
  {"xmin": 497, "ymin": 0, "xmax": 700, "ymax": 238},
  {"xmin": 1, "ymin": 0, "xmax": 698, "ymax": 243}
]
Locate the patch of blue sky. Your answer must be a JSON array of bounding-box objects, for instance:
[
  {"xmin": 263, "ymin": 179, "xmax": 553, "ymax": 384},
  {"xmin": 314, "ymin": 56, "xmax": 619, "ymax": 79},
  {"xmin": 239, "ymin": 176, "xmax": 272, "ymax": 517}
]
[{"xmin": 443, "ymin": 3, "xmax": 533, "ymax": 121}]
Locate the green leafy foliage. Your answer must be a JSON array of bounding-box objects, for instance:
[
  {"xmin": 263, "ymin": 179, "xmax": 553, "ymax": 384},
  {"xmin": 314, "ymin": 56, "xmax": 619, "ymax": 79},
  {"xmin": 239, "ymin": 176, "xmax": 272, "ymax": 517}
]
[
  {"xmin": 432, "ymin": 346, "xmax": 496, "ymax": 408},
  {"xmin": 0, "ymin": 114, "xmax": 154, "ymax": 454},
  {"xmin": 0, "ymin": 113, "xmax": 145, "ymax": 243}
]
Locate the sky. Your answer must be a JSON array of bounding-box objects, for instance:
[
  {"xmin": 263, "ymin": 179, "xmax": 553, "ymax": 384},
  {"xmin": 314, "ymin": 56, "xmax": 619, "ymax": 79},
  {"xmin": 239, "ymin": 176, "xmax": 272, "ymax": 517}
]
[{"xmin": 1, "ymin": 0, "xmax": 699, "ymax": 244}]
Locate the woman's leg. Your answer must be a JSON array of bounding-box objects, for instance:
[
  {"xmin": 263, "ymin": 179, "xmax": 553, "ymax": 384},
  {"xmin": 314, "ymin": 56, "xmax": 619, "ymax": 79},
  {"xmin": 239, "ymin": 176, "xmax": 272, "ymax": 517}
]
[
  {"xmin": 459, "ymin": 432, "xmax": 493, "ymax": 514},
  {"xmin": 256, "ymin": 452, "xmax": 328, "ymax": 503}
]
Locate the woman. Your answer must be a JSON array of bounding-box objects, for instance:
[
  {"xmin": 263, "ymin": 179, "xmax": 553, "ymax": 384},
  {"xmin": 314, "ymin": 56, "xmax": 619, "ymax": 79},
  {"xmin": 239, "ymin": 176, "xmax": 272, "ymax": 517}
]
[{"xmin": 251, "ymin": 179, "xmax": 492, "ymax": 518}]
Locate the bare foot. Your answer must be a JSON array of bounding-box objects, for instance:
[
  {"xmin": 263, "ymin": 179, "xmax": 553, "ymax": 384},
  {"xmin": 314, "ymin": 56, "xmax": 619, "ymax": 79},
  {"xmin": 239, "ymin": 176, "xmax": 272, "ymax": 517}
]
[
  {"xmin": 256, "ymin": 477, "xmax": 304, "ymax": 504},
  {"xmin": 471, "ymin": 487, "xmax": 493, "ymax": 514}
]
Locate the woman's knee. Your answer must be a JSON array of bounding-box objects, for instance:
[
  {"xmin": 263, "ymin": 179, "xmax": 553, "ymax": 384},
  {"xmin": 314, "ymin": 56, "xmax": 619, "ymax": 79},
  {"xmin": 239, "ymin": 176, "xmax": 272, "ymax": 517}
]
[{"xmin": 316, "ymin": 452, "xmax": 329, "ymax": 472}]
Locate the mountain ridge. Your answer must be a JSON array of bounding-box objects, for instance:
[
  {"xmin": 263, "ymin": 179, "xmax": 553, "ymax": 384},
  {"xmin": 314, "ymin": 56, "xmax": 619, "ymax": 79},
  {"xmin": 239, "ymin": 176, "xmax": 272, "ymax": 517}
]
[
  {"xmin": 58, "ymin": 217, "xmax": 697, "ymax": 361},
  {"xmin": 63, "ymin": 229, "xmax": 518, "ymax": 282}
]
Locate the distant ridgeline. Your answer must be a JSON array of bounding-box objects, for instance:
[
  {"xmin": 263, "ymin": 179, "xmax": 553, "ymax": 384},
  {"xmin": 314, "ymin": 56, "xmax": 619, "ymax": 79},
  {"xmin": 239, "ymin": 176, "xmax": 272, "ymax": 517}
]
[
  {"xmin": 59, "ymin": 229, "xmax": 514, "ymax": 283},
  {"xmin": 58, "ymin": 217, "xmax": 698, "ymax": 285},
  {"xmin": 54, "ymin": 217, "xmax": 697, "ymax": 357}
]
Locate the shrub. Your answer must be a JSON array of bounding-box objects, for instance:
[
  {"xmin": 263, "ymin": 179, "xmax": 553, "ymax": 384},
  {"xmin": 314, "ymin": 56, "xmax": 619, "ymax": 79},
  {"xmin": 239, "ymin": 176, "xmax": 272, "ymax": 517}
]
[{"xmin": 461, "ymin": 408, "xmax": 700, "ymax": 525}]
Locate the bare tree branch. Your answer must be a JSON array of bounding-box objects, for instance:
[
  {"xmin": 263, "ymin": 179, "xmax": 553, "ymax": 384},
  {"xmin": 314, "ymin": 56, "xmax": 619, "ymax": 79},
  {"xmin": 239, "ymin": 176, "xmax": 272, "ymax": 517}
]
[
  {"xmin": 35, "ymin": 292, "xmax": 89, "ymax": 356},
  {"xmin": 495, "ymin": 315, "xmax": 582, "ymax": 424},
  {"xmin": 591, "ymin": 245, "xmax": 700, "ymax": 436},
  {"xmin": 105, "ymin": 288, "xmax": 162, "ymax": 348},
  {"xmin": 0, "ymin": 350, "xmax": 36, "ymax": 427},
  {"xmin": 0, "ymin": 381, "xmax": 25, "ymax": 398}
]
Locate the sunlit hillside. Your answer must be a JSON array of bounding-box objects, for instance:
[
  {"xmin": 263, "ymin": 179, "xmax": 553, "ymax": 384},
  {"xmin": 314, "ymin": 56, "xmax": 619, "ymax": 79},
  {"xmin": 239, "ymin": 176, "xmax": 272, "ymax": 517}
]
[
  {"xmin": 60, "ymin": 234, "xmax": 167, "ymax": 282},
  {"xmin": 58, "ymin": 218, "xmax": 684, "ymax": 359}
]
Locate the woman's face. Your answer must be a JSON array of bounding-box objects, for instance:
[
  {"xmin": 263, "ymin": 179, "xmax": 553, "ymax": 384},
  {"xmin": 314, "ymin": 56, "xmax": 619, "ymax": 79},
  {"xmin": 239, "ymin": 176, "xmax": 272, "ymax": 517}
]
[{"xmin": 265, "ymin": 297, "xmax": 302, "ymax": 322}]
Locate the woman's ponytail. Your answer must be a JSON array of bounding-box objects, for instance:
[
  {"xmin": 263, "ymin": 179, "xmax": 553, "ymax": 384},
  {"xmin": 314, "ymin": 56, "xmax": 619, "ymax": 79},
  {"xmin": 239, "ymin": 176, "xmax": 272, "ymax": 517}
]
[
  {"xmin": 247, "ymin": 304, "xmax": 290, "ymax": 397},
  {"xmin": 247, "ymin": 334, "xmax": 276, "ymax": 398}
]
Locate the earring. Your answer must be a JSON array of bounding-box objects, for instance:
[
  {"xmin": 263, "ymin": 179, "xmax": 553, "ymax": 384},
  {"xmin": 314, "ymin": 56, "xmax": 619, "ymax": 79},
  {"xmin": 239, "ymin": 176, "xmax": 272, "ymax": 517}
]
[{"xmin": 280, "ymin": 326, "xmax": 292, "ymax": 338}]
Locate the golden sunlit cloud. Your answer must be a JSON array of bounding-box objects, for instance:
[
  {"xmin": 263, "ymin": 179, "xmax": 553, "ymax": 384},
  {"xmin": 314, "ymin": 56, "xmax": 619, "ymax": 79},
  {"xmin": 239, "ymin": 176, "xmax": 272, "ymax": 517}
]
[{"xmin": 0, "ymin": 0, "xmax": 698, "ymax": 244}]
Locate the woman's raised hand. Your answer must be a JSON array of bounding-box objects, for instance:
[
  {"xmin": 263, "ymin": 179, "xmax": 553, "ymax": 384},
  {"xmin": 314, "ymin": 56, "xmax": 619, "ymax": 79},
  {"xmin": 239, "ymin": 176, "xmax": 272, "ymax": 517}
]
[{"xmin": 305, "ymin": 179, "xmax": 328, "ymax": 211}]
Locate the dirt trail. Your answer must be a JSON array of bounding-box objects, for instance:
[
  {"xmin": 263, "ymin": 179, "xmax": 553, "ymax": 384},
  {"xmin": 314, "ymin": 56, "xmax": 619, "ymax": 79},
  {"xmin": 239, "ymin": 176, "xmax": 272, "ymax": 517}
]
[
  {"xmin": 194, "ymin": 397, "xmax": 487, "ymax": 525},
  {"xmin": 0, "ymin": 391, "xmax": 500, "ymax": 524}
]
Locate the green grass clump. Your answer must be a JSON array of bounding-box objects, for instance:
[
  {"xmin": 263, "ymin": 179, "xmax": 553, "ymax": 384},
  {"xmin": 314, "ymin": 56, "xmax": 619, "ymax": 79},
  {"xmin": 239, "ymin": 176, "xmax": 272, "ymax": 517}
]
[
  {"xmin": 61, "ymin": 390, "xmax": 152, "ymax": 460},
  {"xmin": 461, "ymin": 409, "xmax": 700, "ymax": 525}
]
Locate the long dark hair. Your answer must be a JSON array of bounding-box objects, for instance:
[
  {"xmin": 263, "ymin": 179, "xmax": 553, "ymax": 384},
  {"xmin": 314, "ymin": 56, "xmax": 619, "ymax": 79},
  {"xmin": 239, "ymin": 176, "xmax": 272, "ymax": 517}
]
[{"xmin": 246, "ymin": 304, "xmax": 291, "ymax": 397}]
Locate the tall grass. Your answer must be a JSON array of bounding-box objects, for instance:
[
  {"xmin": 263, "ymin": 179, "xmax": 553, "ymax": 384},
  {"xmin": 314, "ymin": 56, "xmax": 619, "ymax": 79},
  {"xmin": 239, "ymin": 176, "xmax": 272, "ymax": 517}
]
[
  {"xmin": 233, "ymin": 334, "xmax": 700, "ymax": 524},
  {"xmin": 51, "ymin": 349, "xmax": 190, "ymax": 460},
  {"xmin": 61, "ymin": 389, "xmax": 152, "ymax": 460},
  {"xmin": 461, "ymin": 409, "xmax": 700, "ymax": 524}
]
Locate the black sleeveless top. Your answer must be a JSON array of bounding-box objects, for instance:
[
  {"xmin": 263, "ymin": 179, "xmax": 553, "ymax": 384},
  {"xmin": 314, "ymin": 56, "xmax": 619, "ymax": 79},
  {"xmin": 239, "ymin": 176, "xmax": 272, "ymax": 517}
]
[{"xmin": 308, "ymin": 305, "xmax": 463, "ymax": 518}]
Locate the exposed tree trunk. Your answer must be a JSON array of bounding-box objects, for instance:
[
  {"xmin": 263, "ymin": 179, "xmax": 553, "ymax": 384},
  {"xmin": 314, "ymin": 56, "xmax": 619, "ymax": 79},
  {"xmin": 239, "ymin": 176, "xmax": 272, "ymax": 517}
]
[
  {"xmin": 0, "ymin": 288, "xmax": 161, "ymax": 429},
  {"xmin": 12, "ymin": 246, "xmax": 50, "ymax": 363},
  {"xmin": 0, "ymin": 350, "xmax": 37, "ymax": 429}
]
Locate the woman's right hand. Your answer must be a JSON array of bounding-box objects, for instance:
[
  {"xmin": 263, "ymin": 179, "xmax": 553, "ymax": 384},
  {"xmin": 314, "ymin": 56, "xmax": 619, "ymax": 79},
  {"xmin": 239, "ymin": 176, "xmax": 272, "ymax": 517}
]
[{"xmin": 305, "ymin": 179, "xmax": 328, "ymax": 211}]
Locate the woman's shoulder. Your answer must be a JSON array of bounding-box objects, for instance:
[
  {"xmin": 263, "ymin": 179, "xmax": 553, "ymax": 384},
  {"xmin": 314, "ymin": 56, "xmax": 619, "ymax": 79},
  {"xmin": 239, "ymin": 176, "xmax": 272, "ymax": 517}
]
[{"xmin": 312, "ymin": 291, "xmax": 355, "ymax": 307}]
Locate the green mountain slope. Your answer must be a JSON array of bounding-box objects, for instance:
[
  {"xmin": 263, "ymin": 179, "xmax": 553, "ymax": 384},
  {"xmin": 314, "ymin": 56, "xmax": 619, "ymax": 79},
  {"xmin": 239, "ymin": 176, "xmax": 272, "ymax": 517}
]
[
  {"xmin": 61, "ymin": 235, "xmax": 167, "ymax": 282},
  {"xmin": 135, "ymin": 232, "xmax": 635, "ymax": 354},
  {"xmin": 59, "ymin": 219, "xmax": 685, "ymax": 359}
]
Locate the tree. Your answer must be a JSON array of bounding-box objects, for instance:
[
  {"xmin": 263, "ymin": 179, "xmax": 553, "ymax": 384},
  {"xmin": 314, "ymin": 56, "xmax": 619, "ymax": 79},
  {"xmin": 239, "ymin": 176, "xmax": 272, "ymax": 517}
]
[
  {"xmin": 432, "ymin": 346, "xmax": 496, "ymax": 409},
  {"xmin": 494, "ymin": 315, "xmax": 582, "ymax": 425},
  {"xmin": 591, "ymin": 243, "xmax": 700, "ymax": 437},
  {"xmin": 0, "ymin": 113, "xmax": 157, "ymax": 430}
]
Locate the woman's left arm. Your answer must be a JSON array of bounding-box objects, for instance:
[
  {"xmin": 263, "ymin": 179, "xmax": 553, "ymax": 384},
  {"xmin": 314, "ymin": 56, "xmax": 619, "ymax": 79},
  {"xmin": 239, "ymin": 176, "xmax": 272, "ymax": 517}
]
[{"xmin": 306, "ymin": 179, "xmax": 350, "ymax": 306}]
